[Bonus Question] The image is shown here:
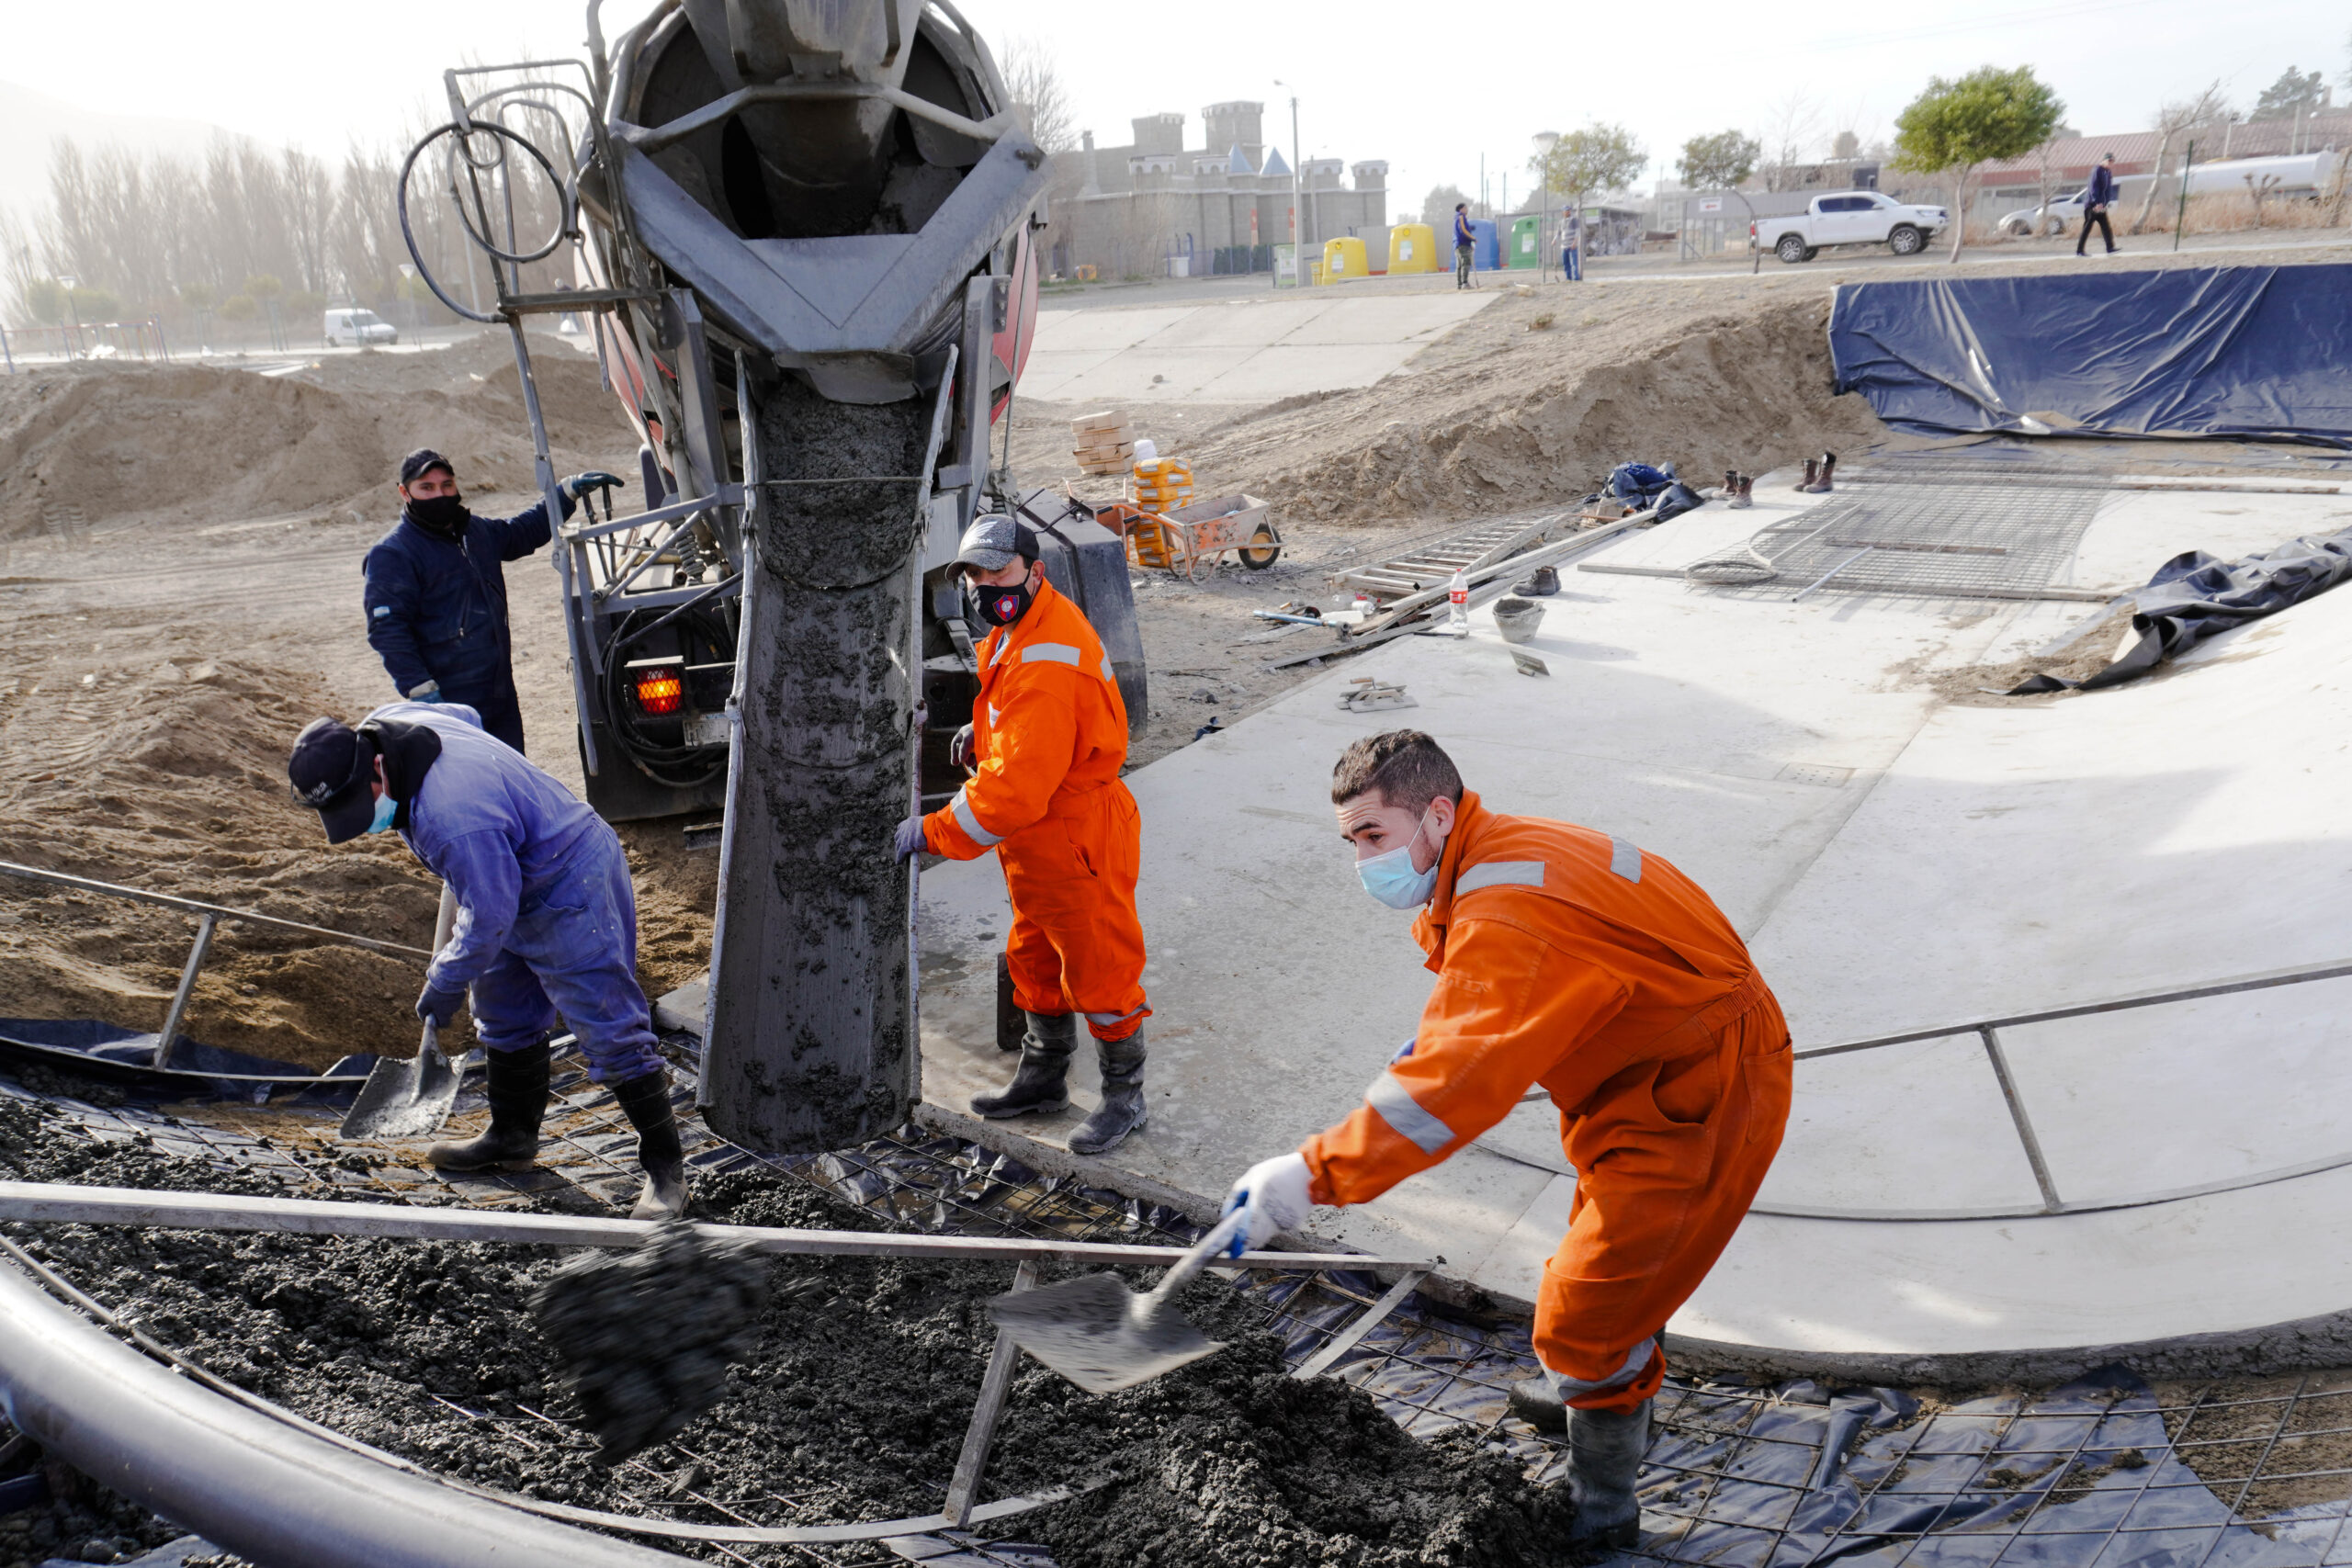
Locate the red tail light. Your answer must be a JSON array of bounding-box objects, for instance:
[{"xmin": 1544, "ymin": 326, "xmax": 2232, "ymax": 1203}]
[{"xmin": 633, "ymin": 667, "xmax": 683, "ymax": 715}]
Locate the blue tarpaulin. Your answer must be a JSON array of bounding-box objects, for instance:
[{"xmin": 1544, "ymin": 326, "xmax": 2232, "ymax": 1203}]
[{"xmin": 1828, "ymin": 264, "xmax": 2352, "ymax": 446}]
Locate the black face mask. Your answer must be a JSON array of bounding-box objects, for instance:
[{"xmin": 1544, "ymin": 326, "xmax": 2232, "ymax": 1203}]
[
  {"xmin": 404, "ymin": 493, "xmax": 469, "ymax": 539},
  {"xmin": 968, "ymin": 573, "xmax": 1035, "ymax": 628}
]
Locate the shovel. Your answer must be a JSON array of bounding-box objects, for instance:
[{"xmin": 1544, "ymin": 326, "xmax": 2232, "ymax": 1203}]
[
  {"xmin": 985, "ymin": 1211, "xmax": 1245, "ymax": 1393},
  {"xmin": 341, "ymin": 884, "xmax": 465, "ymax": 1142}
]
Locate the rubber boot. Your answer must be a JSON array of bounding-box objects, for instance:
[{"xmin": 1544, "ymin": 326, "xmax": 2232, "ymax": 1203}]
[
  {"xmin": 1068, "ymin": 1027, "xmax": 1147, "ymax": 1156},
  {"xmin": 613, "ymin": 1069, "xmax": 688, "ymax": 1220},
  {"xmin": 1508, "ymin": 1375, "xmax": 1568, "ymax": 1433},
  {"xmin": 1808, "ymin": 451, "xmax": 1838, "ymax": 493},
  {"xmin": 1566, "ymin": 1400, "xmax": 1651, "ymax": 1550},
  {"xmin": 1798, "ymin": 457, "xmax": 1818, "ymax": 491},
  {"xmin": 971, "ymin": 1011, "xmax": 1076, "ymax": 1119},
  {"xmin": 426, "ymin": 1038, "xmax": 550, "ymax": 1172}
]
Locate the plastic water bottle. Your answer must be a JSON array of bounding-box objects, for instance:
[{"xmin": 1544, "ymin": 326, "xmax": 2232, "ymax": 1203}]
[{"xmin": 1448, "ymin": 568, "xmax": 1469, "ymax": 635}]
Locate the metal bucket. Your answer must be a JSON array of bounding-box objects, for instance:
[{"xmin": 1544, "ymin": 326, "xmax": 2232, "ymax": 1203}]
[{"xmin": 1493, "ymin": 596, "xmax": 1546, "ymax": 645}]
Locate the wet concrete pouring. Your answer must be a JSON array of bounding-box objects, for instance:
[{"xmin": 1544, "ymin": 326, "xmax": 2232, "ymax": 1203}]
[{"xmin": 3, "ymin": 1053, "xmax": 2350, "ymax": 1568}]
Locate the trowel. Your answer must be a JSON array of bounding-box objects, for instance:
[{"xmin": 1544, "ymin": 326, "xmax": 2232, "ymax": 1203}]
[
  {"xmin": 986, "ymin": 1212, "xmax": 1244, "ymax": 1393},
  {"xmin": 341, "ymin": 885, "xmax": 465, "ymax": 1142}
]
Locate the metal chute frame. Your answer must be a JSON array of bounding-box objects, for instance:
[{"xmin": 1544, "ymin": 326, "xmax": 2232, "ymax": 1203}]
[{"xmin": 396, "ymin": 48, "xmax": 749, "ymax": 817}]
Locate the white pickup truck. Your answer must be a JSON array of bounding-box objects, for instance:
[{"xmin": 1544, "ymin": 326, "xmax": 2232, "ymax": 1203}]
[{"xmin": 1755, "ymin": 190, "xmax": 1950, "ymax": 263}]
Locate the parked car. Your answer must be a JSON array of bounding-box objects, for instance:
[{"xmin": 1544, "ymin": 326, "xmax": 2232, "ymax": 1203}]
[
  {"xmin": 1754, "ymin": 191, "xmax": 1950, "ymax": 263},
  {"xmin": 1999, "ymin": 192, "xmax": 2091, "ymax": 237},
  {"xmin": 323, "ymin": 307, "xmax": 398, "ymax": 347}
]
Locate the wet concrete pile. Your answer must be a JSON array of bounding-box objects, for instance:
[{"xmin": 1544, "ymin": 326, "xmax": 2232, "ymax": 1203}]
[{"xmin": 0, "ymin": 1100, "xmax": 1578, "ymax": 1567}]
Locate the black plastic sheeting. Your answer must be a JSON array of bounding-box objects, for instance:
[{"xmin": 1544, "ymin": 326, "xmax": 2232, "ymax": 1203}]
[
  {"xmin": 1828, "ymin": 265, "xmax": 2352, "ymax": 446},
  {"xmin": 2013, "ymin": 527, "xmax": 2352, "ymax": 693},
  {"xmin": 0, "ymin": 1017, "xmax": 375, "ymax": 1102}
]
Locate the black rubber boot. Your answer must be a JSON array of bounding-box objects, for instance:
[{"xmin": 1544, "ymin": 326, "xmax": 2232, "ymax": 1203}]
[
  {"xmin": 426, "ymin": 1038, "xmax": 550, "ymax": 1172},
  {"xmin": 1068, "ymin": 1027, "xmax": 1147, "ymax": 1156},
  {"xmin": 1566, "ymin": 1399, "xmax": 1651, "ymax": 1550},
  {"xmin": 1509, "ymin": 1375, "xmax": 1568, "ymax": 1433},
  {"xmin": 613, "ymin": 1069, "xmax": 688, "ymax": 1220},
  {"xmin": 971, "ymin": 1011, "xmax": 1076, "ymax": 1119}
]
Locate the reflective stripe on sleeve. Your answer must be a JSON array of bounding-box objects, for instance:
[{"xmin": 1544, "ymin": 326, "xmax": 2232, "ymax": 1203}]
[
  {"xmin": 951, "ymin": 786, "xmax": 1003, "ymax": 848},
  {"xmin": 1609, "ymin": 838, "xmax": 1643, "ymax": 883},
  {"xmin": 1364, "ymin": 1069, "xmax": 1455, "ymax": 1155},
  {"xmin": 1455, "ymin": 860, "xmax": 1544, "ymax": 895},
  {"xmin": 1022, "ymin": 643, "xmax": 1081, "ymax": 667},
  {"xmin": 1099, "ymin": 653, "xmax": 1115, "ymax": 682}
]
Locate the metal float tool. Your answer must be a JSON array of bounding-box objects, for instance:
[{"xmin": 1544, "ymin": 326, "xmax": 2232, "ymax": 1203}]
[
  {"xmin": 984, "ymin": 1212, "xmax": 1246, "ymax": 1394},
  {"xmin": 341, "ymin": 885, "xmax": 463, "ymax": 1141}
]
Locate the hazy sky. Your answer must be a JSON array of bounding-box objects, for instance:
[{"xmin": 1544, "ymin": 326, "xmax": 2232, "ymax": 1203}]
[{"xmin": 6, "ymin": 0, "xmax": 2346, "ymax": 214}]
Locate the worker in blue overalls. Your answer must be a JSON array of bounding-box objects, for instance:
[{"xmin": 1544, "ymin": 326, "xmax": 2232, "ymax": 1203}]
[
  {"xmin": 288, "ymin": 700, "xmax": 684, "ymax": 1217},
  {"xmin": 361, "ymin": 448, "xmax": 616, "ymax": 754}
]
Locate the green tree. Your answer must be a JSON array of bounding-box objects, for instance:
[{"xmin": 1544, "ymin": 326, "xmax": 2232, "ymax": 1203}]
[
  {"xmin": 1679, "ymin": 130, "xmax": 1760, "ymax": 191},
  {"xmin": 24, "ymin": 277, "xmax": 67, "ymax": 325},
  {"xmin": 177, "ymin": 280, "xmax": 217, "ymax": 310},
  {"xmin": 1892, "ymin": 65, "xmax": 2065, "ymax": 261},
  {"xmin": 1420, "ymin": 184, "xmax": 1476, "ymax": 229},
  {"xmin": 2254, "ymin": 67, "xmax": 2326, "ymax": 119},
  {"xmin": 243, "ymin": 273, "xmax": 285, "ymax": 300},
  {"xmin": 218, "ymin": 293, "xmax": 257, "ymax": 321},
  {"xmin": 1532, "ymin": 123, "xmax": 1647, "ymax": 204}
]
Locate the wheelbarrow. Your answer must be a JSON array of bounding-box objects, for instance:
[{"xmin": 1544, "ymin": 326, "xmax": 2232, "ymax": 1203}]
[{"xmin": 1107, "ymin": 493, "xmax": 1281, "ymax": 582}]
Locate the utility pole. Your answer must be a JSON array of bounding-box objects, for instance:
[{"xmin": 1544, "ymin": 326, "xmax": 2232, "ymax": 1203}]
[
  {"xmin": 1532, "ymin": 131, "xmax": 1559, "ymax": 282},
  {"xmin": 1275, "ymin": 82, "xmax": 1304, "ymax": 287}
]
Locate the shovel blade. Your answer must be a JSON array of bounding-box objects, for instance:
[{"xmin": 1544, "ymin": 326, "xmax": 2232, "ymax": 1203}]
[
  {"xmin": 339, "ymin": 1044, "xmax": 462, "ymax": 1142},
  {"xmin": 985, "ymin": 1271, "xmax": 1225, "ymax": 1394}
]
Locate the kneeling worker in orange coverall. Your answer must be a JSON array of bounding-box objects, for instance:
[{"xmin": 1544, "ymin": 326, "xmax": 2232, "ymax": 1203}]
[
  {"xmin": 1220, "ymin": 729, "xmax": 1792, "ymax": 1547},
  {"xmin": 894, "ymin": 513, "xmax": 1150, "ymax": 1155}
]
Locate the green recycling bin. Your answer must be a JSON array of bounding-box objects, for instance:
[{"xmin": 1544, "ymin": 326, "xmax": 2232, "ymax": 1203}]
[{"xmin": 1510, "ymin": 214, "xmax": 1543, "ymax": 268}]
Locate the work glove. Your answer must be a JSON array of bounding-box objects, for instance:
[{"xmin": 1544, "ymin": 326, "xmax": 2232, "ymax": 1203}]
[
  {"xmin": 1219, "ymin": 1151, "xmax": 1313, "ymax": 1258},
  {"xmin": 404, "ymin": 681, "xmax": 442, "ymax": 702},
  {"xmin": 949, "ymin": 723, "xmax": 976, "ymax": 773},
  {"xmin": 892, "ymin": 815, "xmax": 929, "ymax": 864},
  {"xmin": 415, "ymin": 982, "xmax": 466, "ymax": 1028},
  {"xmin": 560, "ymin": 470, "xmax": 624, "ymax": 501}
]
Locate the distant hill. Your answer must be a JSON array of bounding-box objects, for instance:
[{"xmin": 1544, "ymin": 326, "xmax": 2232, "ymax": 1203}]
[{"xmin": 0, "ymin": 79, "xmax": 232, "ymax": 227}]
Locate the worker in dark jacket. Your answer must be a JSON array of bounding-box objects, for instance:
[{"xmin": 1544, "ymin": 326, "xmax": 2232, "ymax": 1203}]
[
  {"xmin": 287, "ymin": 699, "xmax": 686, "ymax": 1218},
  {"xmin": 2076, "ymin": 153, "xmax": 2120, "ymax": 257},
  {"xmin": 362, "ymin": 448, "xmax": 616, "ymax": 753}
]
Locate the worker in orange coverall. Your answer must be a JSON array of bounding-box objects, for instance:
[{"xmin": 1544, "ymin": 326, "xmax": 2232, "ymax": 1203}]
[
  {"xmin": 1219, "ymin": 729, "xmax": 1791, "ymax": 1548},
  {"xmin": 893, "ymin": 513, "xmax": 1150, "ymax": 1156}
]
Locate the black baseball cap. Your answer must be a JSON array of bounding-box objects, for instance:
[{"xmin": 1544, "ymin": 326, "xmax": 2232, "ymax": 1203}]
[
  {"xmin": 288, "ymin": 718, "xmax": 379, "ymax": 843},
  {"xmin": 399, "ymin": 448, "xmax": 455, "ymax": 486}
]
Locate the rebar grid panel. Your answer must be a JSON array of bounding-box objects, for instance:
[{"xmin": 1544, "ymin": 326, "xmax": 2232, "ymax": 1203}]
[
  {"xmin": 1726, "ymin": 479, "xmax": 2110, "ymax": 602},
  {"xmin": 6, "ymin": 1066, "xmax": 2351, "ymax": 1567}
]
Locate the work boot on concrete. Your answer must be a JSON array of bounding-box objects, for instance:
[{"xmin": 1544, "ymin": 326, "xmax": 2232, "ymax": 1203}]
[
  {"xmin": 1508, "ymin": 1375, "xmax": 1569, "ymax": 1433},
  {"xmin": 1742, "ymin": 474, "xmax": 1758, "ymax": 505},
  {"xmin": 614, "ymin": 1069, "xmax": 689, "ymax": 1220},
  {"xmin": 1566, "ymin": 1399, "xmax": 1652, "ymax": 1550},
  {"xmin": 1068, "ymin": 1027, "xmax": 1147, "ymax": 1156},
  {"xmin": 971, "ymin": 1010, "xmax": 1076, "ymax": 1119},
  {"xmin": 1798, "ymin": 457, "xmax": 1818, "ymax": 491},
  {"xmin": 1805, "ymin": 451, "xmax": 1838, "ymax": 493},
  {"xmin": 1725, "ymin": 471, "xmax": 1753, "ymax": 510},
  {"xmin": 426, "ymin": 1038, "xmax": 550, "ymax": 1172}
]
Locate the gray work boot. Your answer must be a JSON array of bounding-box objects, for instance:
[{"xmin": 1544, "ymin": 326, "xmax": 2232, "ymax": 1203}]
[
  {"xmin": 971, "ymin": 1011, "xmax": 1077, "ymax": 1119},
  {"xmin": 614, "ymin": 1068, "xmax": 689, "ymax": 1220},
  {"xmin": 426, "ymin": 1038, "xmax": 550, "ymax": 1172},
  {"xmin": 1566, "ymin": 1399, "xmax": 1652, "ymax": 1550},
  {"xmin": 1068, "ymin": 1027, "xmax": 1147, "ymax": 1156}
]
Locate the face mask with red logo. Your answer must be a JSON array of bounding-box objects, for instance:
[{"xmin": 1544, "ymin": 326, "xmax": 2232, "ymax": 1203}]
[{"xmin": 970, "ymin": 575, "xmax": 1035, "ymax": 627}]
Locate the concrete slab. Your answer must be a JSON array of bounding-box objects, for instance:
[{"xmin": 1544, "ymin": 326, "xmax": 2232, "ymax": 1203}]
[
  {"xmin": 1022, "ymin": 294, "xmax": 1495, "ymax": 405},
  {"xmin": 915, "ymin": 479, "xmax": 2352, "ymax": 1371}
]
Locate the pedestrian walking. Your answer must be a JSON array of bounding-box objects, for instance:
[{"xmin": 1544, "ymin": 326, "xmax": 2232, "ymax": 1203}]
[{"xmin": 2077, "ymin": 152, "xmax": 2121, "ymax": 256}]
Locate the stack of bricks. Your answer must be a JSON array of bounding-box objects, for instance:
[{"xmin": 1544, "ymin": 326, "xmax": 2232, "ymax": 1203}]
[{"xmin": 1070, "ymin": 411, "xmax": 1135, "ymax": 476}]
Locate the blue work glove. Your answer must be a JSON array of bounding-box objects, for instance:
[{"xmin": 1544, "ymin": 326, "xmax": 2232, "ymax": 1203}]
[
  {"xmin": 893, "ymin": 815, "xmax": 928, "ymax": 863},
  {"xmin": 949, "ymin": 723, "xmax": 976, "ymax": 773},
  {"xmin": 1220, "ymin": 1152, "xmax": 1312, "ymax": 1258},
  {"xmin": 560, "ymin": 470, "xmax": 624, "ymax": 501},
  {"xmin": 415, "ymin": 982, "xmax": 465, "ymax": 1028}
]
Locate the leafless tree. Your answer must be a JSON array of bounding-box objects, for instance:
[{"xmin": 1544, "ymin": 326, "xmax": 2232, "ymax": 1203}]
[
  {"xmin": 2131, "ymin": 82, "xmax": 2229, "ymax": 234},
  {"xmin": 1758, "ymin": 93, "xmax": 1824, "ymax": 192},
  {"xmin": 998, "ymin": 37, "xmax": 1074, "ymax": 155}
]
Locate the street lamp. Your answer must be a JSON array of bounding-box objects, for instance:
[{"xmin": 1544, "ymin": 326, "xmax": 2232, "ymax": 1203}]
[
  {"xmin": 1273, "ymin": 80, "xmax": 1305, "ymax": 288},
  {"xmin": 56, "ymin": 274, "xmax": 82, "ymax": 358},
  {"xmin": 1532, "ymin": 132, "xmax": 1559, "ymax": 283}
]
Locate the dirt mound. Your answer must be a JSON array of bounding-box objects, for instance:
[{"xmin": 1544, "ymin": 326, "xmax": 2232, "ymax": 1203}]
[
  {"xmin": 0, "ymin": 652, "xmax": 447, "ymax": 1066},
  {"xmin": 0, "ymin": 333, "xmax": 636, "ymax": 542},
  {"xmin": 1183, "ymin": 291, "xmax": 1889, "ymax": 526}
]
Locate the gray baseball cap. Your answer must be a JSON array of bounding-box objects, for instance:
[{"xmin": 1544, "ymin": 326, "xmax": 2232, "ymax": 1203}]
[{"xmin": 951, "ymin": 513, "xmax": 1037, "ymax": 575}]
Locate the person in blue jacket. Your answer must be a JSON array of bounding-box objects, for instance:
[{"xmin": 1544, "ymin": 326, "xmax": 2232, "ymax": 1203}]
[
  {"xmin": 287, "ymin": 699, "xmax": 685, "ymax": 1218},
  {"xmin": 1453, "ymin": 202, "xmax": 1478, "ymax": 290},
  {"xmin": 362, "ymin": 448, "xmax": 616, "ymax": 754},
  {"xmin": 2076, "ymin": 152, "xmax": 2120, "ymax": 257}
]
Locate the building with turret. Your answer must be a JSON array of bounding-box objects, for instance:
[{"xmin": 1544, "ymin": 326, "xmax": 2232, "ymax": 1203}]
[{"xmin": 1052, "ymin": 102, "xmax": 1388, "ymax": 280}]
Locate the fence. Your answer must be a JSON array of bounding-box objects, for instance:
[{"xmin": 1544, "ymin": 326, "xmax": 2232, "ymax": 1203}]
[{"xmin": 0, "ymin": 316, "xmax": 171, "ymax": 370}]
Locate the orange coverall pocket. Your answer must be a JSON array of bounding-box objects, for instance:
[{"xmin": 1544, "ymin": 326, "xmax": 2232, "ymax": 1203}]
[{"xmin": 1060, "ymin": 815, "xmax": 1100, "ymax": 878}]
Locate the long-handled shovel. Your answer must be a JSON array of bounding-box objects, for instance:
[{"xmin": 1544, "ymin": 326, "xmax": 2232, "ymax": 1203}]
[
  {"xmin": 983, "ymin": 1212, "xmax": 1246, "ymax": 1393},
  {"xmin": 340, "ymin": 884, "xmax": 465, "ymax": 1141}
]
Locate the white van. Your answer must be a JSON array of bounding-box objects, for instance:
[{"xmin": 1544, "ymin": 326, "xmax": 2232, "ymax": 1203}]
[{"xmin": 323, "ymin": 308, "xmax": 398, "ymax": 347}]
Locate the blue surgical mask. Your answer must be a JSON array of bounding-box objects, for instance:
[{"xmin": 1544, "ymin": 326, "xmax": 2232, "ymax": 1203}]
[
  {"xmin": 367, "ymin": 792, "xmax": 399, "ymax": 835},
  {"xmin": 1355, "ymin": 808, "xmax": 1442, "ymax": 909}
]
